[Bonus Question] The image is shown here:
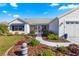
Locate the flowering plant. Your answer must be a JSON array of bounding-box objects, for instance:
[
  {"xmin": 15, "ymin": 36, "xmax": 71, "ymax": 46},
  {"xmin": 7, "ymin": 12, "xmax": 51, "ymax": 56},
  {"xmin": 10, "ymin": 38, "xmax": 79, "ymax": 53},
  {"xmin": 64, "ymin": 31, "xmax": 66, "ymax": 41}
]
[{"xmin": 15, "ymin": 40, "xmax": 25, "ymax": 46}]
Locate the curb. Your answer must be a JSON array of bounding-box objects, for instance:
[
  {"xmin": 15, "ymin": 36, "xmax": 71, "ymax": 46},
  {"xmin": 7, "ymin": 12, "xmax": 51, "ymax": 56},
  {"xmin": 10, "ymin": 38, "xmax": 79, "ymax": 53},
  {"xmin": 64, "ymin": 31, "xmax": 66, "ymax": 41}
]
[{"xmin": 4, "ymin": 46, "xmax": 14, "ymax": 56}]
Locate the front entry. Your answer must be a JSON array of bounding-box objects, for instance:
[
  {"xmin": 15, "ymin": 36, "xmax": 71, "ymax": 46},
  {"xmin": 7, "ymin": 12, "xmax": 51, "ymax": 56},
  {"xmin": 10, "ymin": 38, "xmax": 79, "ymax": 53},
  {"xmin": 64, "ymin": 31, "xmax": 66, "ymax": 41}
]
[
  {"xmin": 30, "ymin": 25, "xmax": 48, "ymax": 35},
  {"xmin": 36, "ymin": 25, "xmax": 42, "ymax": 35}
]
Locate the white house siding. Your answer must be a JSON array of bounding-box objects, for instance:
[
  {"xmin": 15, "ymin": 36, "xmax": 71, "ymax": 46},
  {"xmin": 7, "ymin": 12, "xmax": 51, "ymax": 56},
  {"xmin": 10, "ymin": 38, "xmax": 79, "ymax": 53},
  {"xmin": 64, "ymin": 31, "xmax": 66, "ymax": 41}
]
[
  {"xmin": 59, "ymin": 18, "xmax": 65, "ymax": 37},
  {"xmin": 49, "ymin": 18, "xmax": 59, "ymax": 34},
  {"xmin": 9, "ymin": 19, "xmax": 30, "ymax": 34},
  {"xmin": 24, "ymin": 24, "xmax": 30, "ymax": 34},
  {"xmin": 59, "ymin": 9, "xmax": 79, "ymax": 38}
]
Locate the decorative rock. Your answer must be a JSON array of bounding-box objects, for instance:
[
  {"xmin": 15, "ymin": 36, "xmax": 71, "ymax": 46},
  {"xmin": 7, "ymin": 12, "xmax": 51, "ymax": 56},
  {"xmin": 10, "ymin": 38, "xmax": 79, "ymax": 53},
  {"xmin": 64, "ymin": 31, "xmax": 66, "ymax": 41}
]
[{"xmin": 68, "ymin": 44, "xmax": 79, "ymax": 55}]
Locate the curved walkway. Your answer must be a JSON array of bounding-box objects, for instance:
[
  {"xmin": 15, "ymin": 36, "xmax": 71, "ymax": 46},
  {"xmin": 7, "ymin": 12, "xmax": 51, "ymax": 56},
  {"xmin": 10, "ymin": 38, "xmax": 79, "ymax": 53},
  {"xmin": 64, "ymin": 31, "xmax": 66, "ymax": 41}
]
[{"xmin": 36, "ymin": 35, "xmax": 72, "ymax": 47}]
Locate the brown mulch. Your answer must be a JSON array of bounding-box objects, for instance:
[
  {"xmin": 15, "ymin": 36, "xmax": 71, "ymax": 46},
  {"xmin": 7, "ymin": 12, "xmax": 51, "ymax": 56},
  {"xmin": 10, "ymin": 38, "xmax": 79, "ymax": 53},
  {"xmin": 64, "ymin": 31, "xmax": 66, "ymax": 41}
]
[
  {"xmin": 7, "ymin": 37, "xmax": 33, "ymax": 56},
  {"xmin": 7, "ymin": 37, "xmax": 79, "ymax": 56},
  {"xmin": 8, "ymin": 46, "xmax": 21, "ymax": 56},
  {"xmin": 43, "ymin": 36, "xmax": 69, "ymax": 42}
]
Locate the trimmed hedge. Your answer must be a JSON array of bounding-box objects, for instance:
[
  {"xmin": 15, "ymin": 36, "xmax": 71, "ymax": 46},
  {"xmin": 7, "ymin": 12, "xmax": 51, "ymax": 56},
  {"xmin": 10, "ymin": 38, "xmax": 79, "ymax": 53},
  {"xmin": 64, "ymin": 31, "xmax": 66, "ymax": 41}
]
[
  {"xmin": 27, "ymin": 39, "xmax": 40, "ymax": 47},
  {"xmin": 40, "ymin": 50, "xmax": 56, "ymax": 56},
  {"xmin": 48, "ymin": 34, "xmax": 58, "ymax": 40}
]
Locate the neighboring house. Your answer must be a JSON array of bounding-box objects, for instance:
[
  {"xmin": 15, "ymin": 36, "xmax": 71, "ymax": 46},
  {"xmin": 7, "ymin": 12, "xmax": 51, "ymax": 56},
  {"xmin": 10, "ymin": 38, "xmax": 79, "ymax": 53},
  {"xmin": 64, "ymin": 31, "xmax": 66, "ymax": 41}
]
[{"xmin": 9, "ymin": 7, "xmax": 79, "ymax": 39}]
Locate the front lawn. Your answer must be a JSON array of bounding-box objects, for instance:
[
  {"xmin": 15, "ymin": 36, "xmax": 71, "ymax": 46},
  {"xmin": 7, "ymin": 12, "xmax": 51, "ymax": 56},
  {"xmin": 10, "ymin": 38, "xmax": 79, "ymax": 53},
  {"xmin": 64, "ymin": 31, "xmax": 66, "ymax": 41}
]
[{"xmin": 0, "ymin": 36, "xmax": 23, "ymax": 56}]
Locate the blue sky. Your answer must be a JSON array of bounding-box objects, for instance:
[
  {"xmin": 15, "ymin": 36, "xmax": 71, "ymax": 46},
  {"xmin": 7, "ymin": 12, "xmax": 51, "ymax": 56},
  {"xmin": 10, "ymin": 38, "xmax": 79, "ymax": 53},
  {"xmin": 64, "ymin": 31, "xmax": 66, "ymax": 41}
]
[{"xmin": 0, "ymin": 3, "xmax": 79, "ymax": 22}]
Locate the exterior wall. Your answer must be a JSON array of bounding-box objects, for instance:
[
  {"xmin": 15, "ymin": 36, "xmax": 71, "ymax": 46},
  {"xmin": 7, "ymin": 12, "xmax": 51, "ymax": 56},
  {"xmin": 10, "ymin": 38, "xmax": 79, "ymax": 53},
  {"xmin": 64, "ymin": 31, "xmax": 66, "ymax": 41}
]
[
  {"xmin": 49, "ymin": 18, "xmax": 59, "ymax": 34},
  {"xmin": 59, "ymin": 9, "xmax": 79, "ymax": 38},
  {"xmin": 9, "ymin": 19, "xmax": 30, "ymax": 34},
  {"xmin": 24, "ymin": 24, "xmax": 30, "ymax": 34},
  {"xmin": 59, "ymin": 18, "xmax": 65, "ymax": 37}
]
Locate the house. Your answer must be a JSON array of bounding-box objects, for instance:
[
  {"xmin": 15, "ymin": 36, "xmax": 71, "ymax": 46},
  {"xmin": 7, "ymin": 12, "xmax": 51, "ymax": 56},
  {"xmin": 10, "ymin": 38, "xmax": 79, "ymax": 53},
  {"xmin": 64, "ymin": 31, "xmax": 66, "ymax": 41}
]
[
  {"xmin": 49, "ymin": 7, "xmax": 79, "ymax": 39},
  {"xmin": 9, "ymin": 7, "xmax": 79, "ymax": 39},
  {"xmin": 8, "ymin": 18, "xmax": 51, "ymax": 34}
]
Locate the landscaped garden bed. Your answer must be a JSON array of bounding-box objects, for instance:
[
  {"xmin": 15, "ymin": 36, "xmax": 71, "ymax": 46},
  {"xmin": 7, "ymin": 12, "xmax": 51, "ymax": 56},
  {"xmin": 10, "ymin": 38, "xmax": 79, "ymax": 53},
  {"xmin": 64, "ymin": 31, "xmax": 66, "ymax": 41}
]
[
  {"xmin": 43, "ymin": 36, "xmax": 69, "ymax": 42},
  {"xmin": 7, "ymin": 35, "xmax": 79, "ymax": 56},
  {"xmin": 42, "ymin": 32, "xmax": 69, "ymax": 42}
]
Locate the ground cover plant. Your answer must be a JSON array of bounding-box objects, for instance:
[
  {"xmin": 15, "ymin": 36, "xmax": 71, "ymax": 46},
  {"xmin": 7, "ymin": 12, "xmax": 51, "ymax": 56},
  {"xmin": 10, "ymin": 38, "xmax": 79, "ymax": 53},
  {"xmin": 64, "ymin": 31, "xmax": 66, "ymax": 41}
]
[
  {"xmin": 48, "ymin": 34, "xmax": 58, "ymax": 40},
  {"xmin": 39, "ymin": 50, "xmax": 56, "ymax": 56},
  {"xmin": 27, "ymin": 39, "xmax": 40, "ymax": 47}
]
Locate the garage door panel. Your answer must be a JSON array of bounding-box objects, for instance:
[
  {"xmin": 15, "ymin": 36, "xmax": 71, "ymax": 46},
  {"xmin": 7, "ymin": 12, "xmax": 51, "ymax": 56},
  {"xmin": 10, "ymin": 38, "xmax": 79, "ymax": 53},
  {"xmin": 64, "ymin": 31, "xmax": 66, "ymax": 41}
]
[{"xmin": 65, "ymin": 21, "xmax": 79, "ymax": 38}]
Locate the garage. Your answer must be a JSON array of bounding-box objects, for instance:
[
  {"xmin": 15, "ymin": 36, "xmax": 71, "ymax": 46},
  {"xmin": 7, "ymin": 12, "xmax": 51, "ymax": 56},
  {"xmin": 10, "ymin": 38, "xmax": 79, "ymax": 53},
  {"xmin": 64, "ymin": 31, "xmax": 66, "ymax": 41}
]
[{"xmin": 65, "ymin": 21, "xmax": 79, "ymax": 38}]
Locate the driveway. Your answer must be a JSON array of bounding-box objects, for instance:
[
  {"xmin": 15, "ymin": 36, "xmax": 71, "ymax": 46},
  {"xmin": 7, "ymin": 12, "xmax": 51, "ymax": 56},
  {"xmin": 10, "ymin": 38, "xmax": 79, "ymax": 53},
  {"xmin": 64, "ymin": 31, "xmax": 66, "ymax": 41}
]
[{"xmin": 68, "ymin": 38, "xmax": 79, "ymax": 45}]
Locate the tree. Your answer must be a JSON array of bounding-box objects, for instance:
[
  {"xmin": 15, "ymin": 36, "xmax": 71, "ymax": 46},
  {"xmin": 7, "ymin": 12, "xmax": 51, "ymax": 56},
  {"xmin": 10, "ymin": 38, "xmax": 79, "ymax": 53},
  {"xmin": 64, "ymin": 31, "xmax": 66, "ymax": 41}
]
[{"xmin": 0, "ymin": 23, "xmax": 9, "ymax": 34}]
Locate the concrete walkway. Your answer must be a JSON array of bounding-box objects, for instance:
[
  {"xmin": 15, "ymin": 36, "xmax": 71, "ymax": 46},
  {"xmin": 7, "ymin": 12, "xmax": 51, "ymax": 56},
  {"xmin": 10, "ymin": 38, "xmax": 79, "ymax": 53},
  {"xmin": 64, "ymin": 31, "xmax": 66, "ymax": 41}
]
[{"xmin": 36, "ymin": 35, "xmax": 72, "ymax": 47}]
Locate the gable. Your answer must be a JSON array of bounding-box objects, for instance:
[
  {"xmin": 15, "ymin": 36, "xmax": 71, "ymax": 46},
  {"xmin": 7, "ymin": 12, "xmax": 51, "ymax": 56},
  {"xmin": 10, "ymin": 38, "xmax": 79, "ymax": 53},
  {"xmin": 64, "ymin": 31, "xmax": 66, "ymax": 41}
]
[
  {"xmin": 9, "ymin": 18, "xmax": 27, "ymax": 25},
  {"xmin": 59, "ymin": 9, "xmax": 79, "ymax": 21},
  {"xmin": 58, "ymin": 7, "xmax": 79, "ymax": 21}
]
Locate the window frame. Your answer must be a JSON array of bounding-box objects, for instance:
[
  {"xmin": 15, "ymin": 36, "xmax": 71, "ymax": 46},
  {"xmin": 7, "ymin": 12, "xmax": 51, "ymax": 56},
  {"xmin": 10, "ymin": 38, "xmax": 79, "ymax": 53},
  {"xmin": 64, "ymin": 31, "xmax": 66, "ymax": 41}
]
[{"xmin": 11, "ymin": 24, "xmax": 24, "ymax": 31}]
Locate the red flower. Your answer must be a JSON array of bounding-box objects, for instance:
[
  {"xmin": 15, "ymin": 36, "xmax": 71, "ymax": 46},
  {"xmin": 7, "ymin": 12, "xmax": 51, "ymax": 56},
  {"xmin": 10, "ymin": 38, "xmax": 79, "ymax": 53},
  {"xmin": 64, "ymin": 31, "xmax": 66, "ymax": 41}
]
[{"xmin": 15, "ymin": 40, "xmax": 25, "ymax": 46}]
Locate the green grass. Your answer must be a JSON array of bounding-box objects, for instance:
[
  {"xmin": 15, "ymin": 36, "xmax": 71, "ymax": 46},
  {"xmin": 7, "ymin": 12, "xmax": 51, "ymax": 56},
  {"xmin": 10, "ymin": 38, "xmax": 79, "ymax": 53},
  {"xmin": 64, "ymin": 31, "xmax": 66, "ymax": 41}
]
[{"xmin": 0, "ymin": 36, "xmax": 23, "ymax": 56}]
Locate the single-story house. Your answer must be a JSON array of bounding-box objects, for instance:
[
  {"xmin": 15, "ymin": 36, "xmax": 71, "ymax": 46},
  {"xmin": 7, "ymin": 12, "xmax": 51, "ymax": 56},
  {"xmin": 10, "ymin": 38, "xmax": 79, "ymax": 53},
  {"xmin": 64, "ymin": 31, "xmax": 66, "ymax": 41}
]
[
  {"xmin": 8, "ymin": 7, "xmax": 79, "ymax": 39},
  {"xmin": 8, "ymin": 18, "xmax": 51, "ymax": 34}
]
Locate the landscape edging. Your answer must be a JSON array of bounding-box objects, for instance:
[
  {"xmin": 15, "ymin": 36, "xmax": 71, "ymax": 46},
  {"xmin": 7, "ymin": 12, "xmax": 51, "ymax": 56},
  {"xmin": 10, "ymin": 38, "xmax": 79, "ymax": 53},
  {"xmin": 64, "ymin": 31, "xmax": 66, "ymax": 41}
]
[{"xmin": 4, "ymin": 46, "xmax": 14, "ymax": 56}]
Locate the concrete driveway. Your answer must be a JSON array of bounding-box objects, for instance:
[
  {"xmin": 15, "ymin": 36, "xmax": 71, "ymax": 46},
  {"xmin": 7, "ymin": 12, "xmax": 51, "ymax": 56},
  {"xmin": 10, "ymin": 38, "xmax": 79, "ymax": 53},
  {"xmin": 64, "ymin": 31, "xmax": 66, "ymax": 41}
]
[{"xmin": 68, "ymin": 38, "xmax": 79, "ymax": 45}]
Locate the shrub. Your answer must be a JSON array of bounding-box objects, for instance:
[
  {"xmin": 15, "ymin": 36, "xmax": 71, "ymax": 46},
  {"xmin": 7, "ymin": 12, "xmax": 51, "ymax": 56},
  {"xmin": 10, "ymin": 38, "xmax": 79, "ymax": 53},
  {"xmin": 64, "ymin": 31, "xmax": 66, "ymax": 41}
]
[
  {"xmin": 7, "ymin": 32, "xmax": 13, "ymax": 36},
  {"xmin": 40, "ymin": 50, "xmax": 56, "ymax": 56},
  {"xmin": 15, "ymin": 32, "xmax": 19, "ymax": 35},
  {"xmin": 30, "ymin": 31, "xmax": 35, "ymax": 36},
  {"xmin": 27, "ymin": 39, "xmax": 40, "ymax": 47},
  {"xmin": 0, "ymin": 24, "xmax": 8, "ymax": 34},
  {"xmin": 42, "ymin": 31, "xmax": 49, "ymax": 36},
  {"xmin": 58, "ymin": 46, "xmax": 66, "ymax": 52},
  {"xmin": 20, "ymin": 33, "xmax": 25, "ymax": 36},
  {"xmin": 48, "ymin": 34, "xmax": 58, "ymax": 40}
]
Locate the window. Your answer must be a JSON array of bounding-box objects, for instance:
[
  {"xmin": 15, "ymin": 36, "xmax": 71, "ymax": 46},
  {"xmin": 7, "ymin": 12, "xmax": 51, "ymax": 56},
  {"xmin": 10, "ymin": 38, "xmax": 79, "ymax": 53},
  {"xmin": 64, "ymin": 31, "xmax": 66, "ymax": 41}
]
[
  {"xmin": 66, "ymin": 21, "xmax": 69, "ymax": 24},
  {"xmin": 11, "ymin": 24, "xmax": 24, "ymax": 31},
  {"xmin": 66, "ymin": 21, "xmax": 79, "ymax": 24}
]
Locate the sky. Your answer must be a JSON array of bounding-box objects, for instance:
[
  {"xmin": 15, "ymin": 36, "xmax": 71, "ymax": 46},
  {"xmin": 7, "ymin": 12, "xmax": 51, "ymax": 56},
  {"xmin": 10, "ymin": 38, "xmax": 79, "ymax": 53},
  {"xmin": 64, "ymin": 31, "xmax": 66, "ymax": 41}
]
[{"xmin": 0, "ymin": 3, "xmax": 79, "ymax": 22}]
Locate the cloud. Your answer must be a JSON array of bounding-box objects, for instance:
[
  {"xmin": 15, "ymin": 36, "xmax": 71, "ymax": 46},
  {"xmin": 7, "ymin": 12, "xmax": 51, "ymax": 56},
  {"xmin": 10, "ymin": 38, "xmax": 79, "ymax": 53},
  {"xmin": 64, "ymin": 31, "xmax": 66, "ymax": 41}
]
[
  {"xmin": 10, "ymin": 3, "xmax": 18, "ymax": 8},
  {"xmin": 0, "ymin": 3, "xmax": 6, "ymax": 7},
  {"xmin": 13, "ymin": 14, "xmax": 20, "ymax": 18},
  {"xmin": 59, "ymin": 4, "xmax": 79, "ymax": 10},
  {"xmin": 50, "ymin": 3, "xmax": 59, "ymax": 7},
  {"xmin": 2, "ymin": 10, "xmax": 7, "ymax": 14},
  {"xmin": 2, "ymin": 10, "xmax": 12, "ymax": 16}
]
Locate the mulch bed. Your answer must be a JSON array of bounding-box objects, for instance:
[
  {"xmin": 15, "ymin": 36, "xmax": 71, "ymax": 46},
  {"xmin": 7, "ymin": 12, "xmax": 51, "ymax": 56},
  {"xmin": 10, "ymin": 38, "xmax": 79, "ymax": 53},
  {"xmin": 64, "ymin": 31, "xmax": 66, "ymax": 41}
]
[
  {"xmin": 43, "ymin": 36, "xmax": 70, "ymax": 42},
  {"xmin": 7, "ymin": 36, "xmax": 79, "ymax": 56}
]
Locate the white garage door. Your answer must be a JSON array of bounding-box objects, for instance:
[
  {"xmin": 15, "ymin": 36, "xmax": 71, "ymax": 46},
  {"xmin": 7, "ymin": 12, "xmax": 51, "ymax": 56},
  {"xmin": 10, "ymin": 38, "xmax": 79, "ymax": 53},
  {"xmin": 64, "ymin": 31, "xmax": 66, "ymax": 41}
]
[{"xmin": 65, "ymin": 21, "xmax": 79, "ymax": 38}]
